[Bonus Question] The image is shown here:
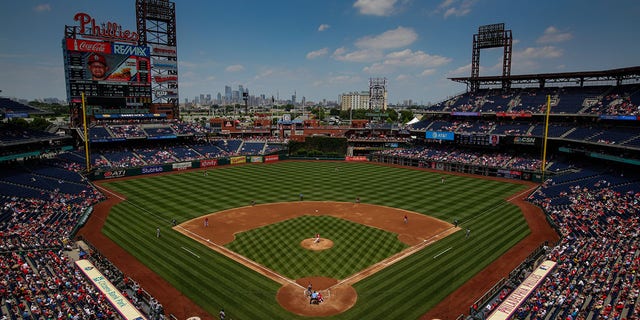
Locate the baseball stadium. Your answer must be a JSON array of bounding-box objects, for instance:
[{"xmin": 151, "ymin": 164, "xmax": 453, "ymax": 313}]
[{"xmin": 1, "ymin": 1, "xmax": 639, "ymax": 320}]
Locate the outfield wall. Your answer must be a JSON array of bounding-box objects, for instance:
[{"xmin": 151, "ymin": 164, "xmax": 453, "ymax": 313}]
[
  {"xmin": 371, "ymin": 154, "xmax": 542, "ymax": 182},
  {"xmin": 89, "ymin": 153, "xmax": 542, "ymax": 181},
  {"xmin": 90, "ymin": 155, "xmax": 276, "ymax": 180}
]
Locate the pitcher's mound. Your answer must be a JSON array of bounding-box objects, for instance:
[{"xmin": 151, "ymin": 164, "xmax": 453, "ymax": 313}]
[{"xmin": 301, "ymin": 238, "xmax": 334, "ymax": 251}]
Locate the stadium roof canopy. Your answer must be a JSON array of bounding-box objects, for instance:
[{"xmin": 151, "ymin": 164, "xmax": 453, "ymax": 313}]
[{"xmin": 450, "ymin": 66, "xmax": 640, "ymax": 88}]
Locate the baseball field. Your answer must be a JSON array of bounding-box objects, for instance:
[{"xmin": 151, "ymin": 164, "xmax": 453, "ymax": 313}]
[{"xmin": 89, "ymin": 161, "xmax": 540, "ymax": 319}]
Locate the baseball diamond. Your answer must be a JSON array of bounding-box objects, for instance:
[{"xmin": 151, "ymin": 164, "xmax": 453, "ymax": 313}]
[{"xmin": 79, "ymin": 161, "xmax": 557, "ymax": 319}]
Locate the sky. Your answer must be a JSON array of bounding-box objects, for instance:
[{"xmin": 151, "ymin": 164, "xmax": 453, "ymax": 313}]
[{"xmin": 0, "ymin": 0, "xmax": 639, "ymax": 105}]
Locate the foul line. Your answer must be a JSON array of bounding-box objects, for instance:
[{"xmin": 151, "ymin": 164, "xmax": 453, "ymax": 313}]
[
  {"xmin": 433, "ymin": 247, "xmax": 452, "ymax": 259},
  {"xmin": 95, "ymin": 184, "xmax": 302, "ymax": 289},
  {"xmin": 333, "ymin": 226, "xmax": 458, "ymax": 289},
  {"xmin": 181, "ymin": 247, "xmax": 200, "ymax": 258},
  {"xmin": 175, "ymin": 226, "xmax": 301, "ymax": 288},
  {"xmin": 508, "ymin": 184, "xmax": 538, "ymax": 202}
]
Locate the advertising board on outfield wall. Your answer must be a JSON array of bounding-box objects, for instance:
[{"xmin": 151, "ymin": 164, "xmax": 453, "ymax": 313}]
[
  {"xmin": 345, "ymin": 156, "xmax": 369, "ymax": 161},
  {"xmin": 141, "ymin": 166, "xmax": 164, "ymax": 174},
  {"xmin": 230, "ymin": 156, "xmax": 247, "ymax": 165},
  {"xmin": 90, "ymin": 155, "xmax": 286, "ymax": 180},
  {"xmin": 200, "ymin": 159, "xmax": 218, "ymax": 168},
  {"xmin": 172, "ymin": 162, "xmax": 191, "ymax": 171},
  {"xmin": 249, "ymin": 156, "xmax": 263, "ymax": 163}
]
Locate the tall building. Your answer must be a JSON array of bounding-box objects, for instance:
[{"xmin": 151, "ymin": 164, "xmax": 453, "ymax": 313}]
[
  {"xmin": 339, "ymin": 91, "xmax": 370, "ymax": 111},
  {"xmin": 232, "ymin": 90, "xmax": 240, "ymax": 103},
  {"xmin": 224, "ymin": 86, "xmax": 232, "ymax": 104}
]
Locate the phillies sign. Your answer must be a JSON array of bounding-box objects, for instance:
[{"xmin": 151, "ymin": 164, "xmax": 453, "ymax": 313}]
[
  {"xmin": 66, "ymin": 38, "xmax": 111, "ymax": 54},
  {"xmin": 73, "ymin": 12, "xmax": 139, "ymax": 43}
]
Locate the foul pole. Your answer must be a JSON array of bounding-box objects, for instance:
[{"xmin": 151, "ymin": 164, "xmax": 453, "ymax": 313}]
[
  {"xmin": 81, "ymin": 92, "xmax": 91, "ymax": 173},
  {"xmin": 541, "ymin": 95, "xmax": 551, "ymax": 181}
]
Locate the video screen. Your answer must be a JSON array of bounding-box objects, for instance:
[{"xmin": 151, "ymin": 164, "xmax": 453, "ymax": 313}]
[{"xmin": 66, "ymin": 39, "xmax": 150, "ymax": 84}]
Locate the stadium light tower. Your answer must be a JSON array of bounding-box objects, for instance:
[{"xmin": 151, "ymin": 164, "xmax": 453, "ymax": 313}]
[
  {"xmin": 137, "ymin": 0, "xmax": 180, "ymax": 119},
  {"xmin": 243, "ymin": 91, "xmax": 249, "ymax": 114},
  {"xmin": 471, "ymin": 23, "xmax": 512, "ymax": 92},
  {"xmin": 368, "ymin": 77, "xmax": 387, "ymax": 128}
]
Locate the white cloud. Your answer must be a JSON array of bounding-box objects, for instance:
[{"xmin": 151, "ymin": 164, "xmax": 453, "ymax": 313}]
[
  {"xmin": 225, "ymin": 64, "xmax": 245, "ymax": 72},
  {"xmin": 353, "ymin": 0, "xmax": 398, "ymax": 16},
  {"xmin": 439, "ymin": 0, "xmax": 455, "ymax": 8},
  {"xmin": 517, "ymin": 46, "xmax": 563, "ymax": 59},
  {"xmin": 383, "ymin": 49, "xmax": 451, "ymax": 68},
  {"xmin": 355, "ymin": 26, "xmax": 418, "ymax": 50},
  {"xmin": 335, "ymin": 32, "xmax": 451, "ymax": 73},
  {"xmin": 537, "ymin": 26, "xmax": 572, "ymax": 44},
  {"xmin": 362, "ymin": 50, "xmax": 450, "ymax": 74},
  {"xmin": 34, "ymin": 4, "xmax": 51, "ymax": 12},
  {"xmin": 447, "ymin": 63, "xmax": 472, "ymax": 77},
  {"xmin": 318, "ymin": 24, "xmax": 330, "ymax": 32},
  {"xmin": 306, "ymin": 48, "xmax": 329, "ymax": 59},
  {"xmin": 438, "ymin": 0, "xmax": 476, "ymax": 18},
  {"xmin": 332, "ymin": 48, "xmax": 383, "ymax": 63},
  {"xmin": 511, "ymin": 46, "xmax": 564, "ymax": 74},
  {"xmin": 253, "ymin": 69, "xmax": 276, "ymax": 80},
  {"xmin": 329, "ymin": 74, "xmax": 362, "ymax": 84},
  {"xmin": 363, "ymin": 62, "xmax": 389, "ymax": 74},
  {"xmin": 178, "ymin": 61, "xmax": 197, "ymax": 69},
  {"xmin": 313, "ymin": 74, "xmax": 362, "ymax": 87},
  {"xmin": 396, "ymin": 74, "xmax": 411, "ymax": 81},
  {"xmin": 420, "ymin": 69, "xmax": 436, "ymax": 77}
]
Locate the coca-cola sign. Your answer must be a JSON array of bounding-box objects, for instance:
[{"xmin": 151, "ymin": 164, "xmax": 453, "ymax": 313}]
[
  {"xmin": 66, "ymin": 38, "xmax": 112, "ymax": 54},
  {"xmin": 73, "ymin": 12, "xmax": 139, "ymax": 43}
]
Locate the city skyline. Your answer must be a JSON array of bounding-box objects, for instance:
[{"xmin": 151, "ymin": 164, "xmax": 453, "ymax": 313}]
[{"xmin": 0, "ymin": 0, "xmax": 639, "ymax": 105}]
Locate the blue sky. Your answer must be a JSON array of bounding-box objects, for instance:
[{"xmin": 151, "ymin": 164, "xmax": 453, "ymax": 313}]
[{"xmin": 0, "ymin": 0, "xmax": 638, "ymax": 105}]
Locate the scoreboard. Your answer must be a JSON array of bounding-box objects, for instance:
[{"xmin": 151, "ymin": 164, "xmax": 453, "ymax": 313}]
[
  {"xmin": 63, "ymin": 39, "xmax": 152, "ymax": 106},
  {"xmin": 457, "ymin": 134, "xmax": 500, "ymax": 146}
]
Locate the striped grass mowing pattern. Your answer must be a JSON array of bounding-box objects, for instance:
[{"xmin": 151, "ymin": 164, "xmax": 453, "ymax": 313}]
[
  {"xmin": 226, "ymin": 215, "xmax": 408, "ymax": 279},
  {"xmin": 101, "ymin": 161, "xmax": 531, "ymax": 319}
]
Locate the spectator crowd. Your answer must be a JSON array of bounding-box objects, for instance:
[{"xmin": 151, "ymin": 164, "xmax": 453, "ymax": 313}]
[{"xmin": 0, "ymin": 159, "xmax": 167, "ymax": 319}]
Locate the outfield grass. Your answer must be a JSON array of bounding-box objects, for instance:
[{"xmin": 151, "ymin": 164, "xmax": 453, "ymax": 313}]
[{"xmin": 101, "ymin": 161, "xmax": 530, "ymax": 319}]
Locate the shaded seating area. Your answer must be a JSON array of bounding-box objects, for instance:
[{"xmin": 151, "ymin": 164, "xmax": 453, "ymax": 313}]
[
  {"xmin": 0, "ymin": 160, "xmax": 168, "ymax": 319},
  {"xmin": 239, "ymin": 141, "xmax": 266, "ymax": 155}
]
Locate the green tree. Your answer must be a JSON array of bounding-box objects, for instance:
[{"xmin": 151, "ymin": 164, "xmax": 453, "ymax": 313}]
[
  {"xmin": 352, "ymin": 108, "xmax": 368, "ymax": 119},
  {"xmin": 399, "ymin": 110, "xmax": 414, "ymax": 123},
  {"xmin": 329, "ymin": 108, "xmax": 341, "ymax": 116},
  {"xmin": 29, "ymin": 117, "xmax": 51, "ymax": 131},
  {"xmin": 386, "ymin": 109, "xmax": 398, "ymax": 122}
]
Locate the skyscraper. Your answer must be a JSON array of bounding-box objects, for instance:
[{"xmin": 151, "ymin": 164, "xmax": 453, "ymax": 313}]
[{"xmin": 224, "ymin": 86, "xmax": 232, "ymax": 104}]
